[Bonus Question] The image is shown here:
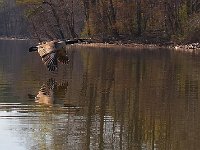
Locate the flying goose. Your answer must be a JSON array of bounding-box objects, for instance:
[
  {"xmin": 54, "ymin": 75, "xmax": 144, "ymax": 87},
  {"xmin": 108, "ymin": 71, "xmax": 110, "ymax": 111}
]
[{"xmin": 29, "ymin": 39, "xmax": 84, "ymax": 71}]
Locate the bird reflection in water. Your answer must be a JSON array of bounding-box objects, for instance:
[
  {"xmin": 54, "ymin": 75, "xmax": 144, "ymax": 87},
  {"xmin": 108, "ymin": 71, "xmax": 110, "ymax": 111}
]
[{"xmin": 28, "ymin": 78, "xmax": 68, "ymax": 106}]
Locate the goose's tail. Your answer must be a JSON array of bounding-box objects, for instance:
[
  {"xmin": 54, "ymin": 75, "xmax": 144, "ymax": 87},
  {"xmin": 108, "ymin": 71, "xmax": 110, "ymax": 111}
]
[{"xmin": 29, "ymin": 46, "xmax": 38, "ymax": 52}]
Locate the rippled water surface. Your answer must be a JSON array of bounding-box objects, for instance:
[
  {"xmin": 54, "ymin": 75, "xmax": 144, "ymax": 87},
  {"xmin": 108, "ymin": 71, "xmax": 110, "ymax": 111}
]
[{"xmin": 0, "ymin": 40, "xmax": 200, "ymax": 150}]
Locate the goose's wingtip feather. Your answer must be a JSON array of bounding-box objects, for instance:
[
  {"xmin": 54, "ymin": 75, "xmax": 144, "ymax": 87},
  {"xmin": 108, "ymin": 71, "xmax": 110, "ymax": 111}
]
[{"xmin": 42, "ymin": 52, "xmax": 58, "ymax": 72}]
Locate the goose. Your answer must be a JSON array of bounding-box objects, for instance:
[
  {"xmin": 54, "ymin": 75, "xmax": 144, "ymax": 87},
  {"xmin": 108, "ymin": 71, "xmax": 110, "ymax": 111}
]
[
  {"xmin": 29, "ymin": 39, "xmax": 84, "ymax": 71},
  {"xmin": 28, "ymin": 78, "xmax": 68, "ymax": 106}
]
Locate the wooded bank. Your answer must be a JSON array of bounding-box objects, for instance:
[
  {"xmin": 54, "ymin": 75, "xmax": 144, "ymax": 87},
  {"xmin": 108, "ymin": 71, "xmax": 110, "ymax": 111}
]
[{"xmin": 0, "ymin": 0, "xmax": 199, "ymax": 44}]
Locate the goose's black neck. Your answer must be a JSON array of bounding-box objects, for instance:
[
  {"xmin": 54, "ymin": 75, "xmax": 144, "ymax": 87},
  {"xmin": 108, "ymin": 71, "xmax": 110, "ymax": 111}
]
[
  {"xmin": 65, "ymin": 39, "xmax": 79, "ymax": 45},
  {"xmin": 65, "ymin": 39, "xmax": 85, "ymax": 45}
]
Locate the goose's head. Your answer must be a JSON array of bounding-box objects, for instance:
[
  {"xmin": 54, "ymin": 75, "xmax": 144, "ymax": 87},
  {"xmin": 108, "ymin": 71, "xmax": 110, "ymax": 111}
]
[{"xmin": 29, "ymin": 46, "xmax": 38, "ymax": 52}]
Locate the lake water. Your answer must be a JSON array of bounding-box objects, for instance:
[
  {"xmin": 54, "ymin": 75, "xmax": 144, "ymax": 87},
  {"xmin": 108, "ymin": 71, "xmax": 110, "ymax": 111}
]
[{"xmin": 0, "ymin": 40, "xmax": 200, "ymax": 150}]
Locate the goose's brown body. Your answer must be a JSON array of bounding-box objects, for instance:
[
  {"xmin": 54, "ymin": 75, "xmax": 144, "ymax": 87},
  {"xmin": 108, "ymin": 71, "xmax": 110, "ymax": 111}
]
[
  {"xmin": 38, "ymin": 41, "xmax": 57, "ymax": 57},
  {"xmin": 32, "ymin": 40, "xmax": 69, "ymax": 71},
  {"xmin": 29, "ymin": 39, "xmax": 86, "ymax": 71}
]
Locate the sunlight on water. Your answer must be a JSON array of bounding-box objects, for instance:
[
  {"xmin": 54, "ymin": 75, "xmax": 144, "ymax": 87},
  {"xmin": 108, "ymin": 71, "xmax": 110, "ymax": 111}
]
[{"xmin": 0, "ymin": 40, "xmax": 200, "ymax": 150}]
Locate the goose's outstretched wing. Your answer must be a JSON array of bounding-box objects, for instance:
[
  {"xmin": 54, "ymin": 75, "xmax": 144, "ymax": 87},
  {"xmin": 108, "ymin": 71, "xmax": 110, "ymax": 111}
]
[
  {"xmin": 42, "ymin": 52, "xmax": 58, "ymax": 71},
  {"xmin": 57, "ymin": 50, "xmax": 69, "ymax": 64}
]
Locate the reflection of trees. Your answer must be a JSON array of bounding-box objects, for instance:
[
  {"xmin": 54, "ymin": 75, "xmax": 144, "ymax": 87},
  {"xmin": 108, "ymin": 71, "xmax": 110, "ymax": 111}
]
[
  {"xmin": 78, "ymin": 48, "xmax": 200, "ymax": 150},
  {"xmin": 3, "ymin": 45, "xmax": 200, "ymax": 149}
]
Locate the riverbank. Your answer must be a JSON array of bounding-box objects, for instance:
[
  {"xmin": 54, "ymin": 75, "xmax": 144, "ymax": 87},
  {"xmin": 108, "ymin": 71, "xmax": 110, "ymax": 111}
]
[
  {"xmin": 78, "ymin": 40, "xmax": 200, "ymax": 52},
  {"xmin": 0, "ymin": 36, "xmax": 29, "ymax": 40},
  {"xmin": 74, "ymin": 35, "xmax": 200, "ymax": 52},
  {"xmin": 0, "ymin": 36, "xmax": 199, "ymax": 52},
  {"xmin": 78, "ymin": 42, "xmax": 166, "ymax": 49},
  {"xmin": 174, "ymin": 43, "xmax": 200, "ymax": 52}
]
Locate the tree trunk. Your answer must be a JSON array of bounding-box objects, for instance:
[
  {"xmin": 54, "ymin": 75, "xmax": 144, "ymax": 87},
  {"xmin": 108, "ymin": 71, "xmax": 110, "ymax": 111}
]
[
  {"xmin": 82, "ymin": 0, "xmax": 91, "ymax": 36},
  {"xmin": 43, "ymin": 1, "xmax": 65, "ymax": 39},
  {"xmin": 136, "ymin": 0, "xmax": 142, "ymax": 36},
  {"xmin": 109, "ymin": 0, "xmax": 118, "ymax": 38}
]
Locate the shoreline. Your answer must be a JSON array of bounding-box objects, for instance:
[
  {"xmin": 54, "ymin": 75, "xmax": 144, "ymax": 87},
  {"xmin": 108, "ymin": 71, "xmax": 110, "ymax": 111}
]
[
  {"xmin": 0, "ymin": 36, "xmax": 29, "ymax": 41},
  {"xmin": 0, "ymin": 37, "xmax": 199, "ymax": 52},
  {"xmin": 76, "ymin": 42, "xmax": 200, "ymax": 53},
  {"xmin": 77, "ymin": 42, "xmax": 167, "ymax": 49}
]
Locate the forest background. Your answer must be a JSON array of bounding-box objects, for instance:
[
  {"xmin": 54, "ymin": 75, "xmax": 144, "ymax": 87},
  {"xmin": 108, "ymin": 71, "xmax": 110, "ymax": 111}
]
[{"xmin": 0, "ymin": 0, "xmax": 199, "ymax": 44}]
